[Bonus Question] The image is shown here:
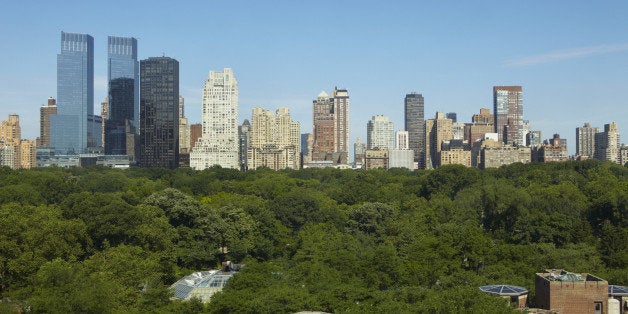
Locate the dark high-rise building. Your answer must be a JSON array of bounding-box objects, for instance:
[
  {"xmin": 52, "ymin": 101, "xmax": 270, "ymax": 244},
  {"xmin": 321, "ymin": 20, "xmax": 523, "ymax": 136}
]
[
  {"xmin": 404, "ymin": 93, "xmax": 425, "ymax": 168},
  {"xmin": 105, "ymin": 78, "xmax": 134, "ymax": 154},
  {"xmin": 493, "ymin": 86, "xmax": 523, "ymax": 145},
  {"xmin": 139, "ymin": 57, "xmax": 179, "ymax": 168},
  {"xmin": 51, "ymin": 32, "xmax": 99, "ymax": 154}
]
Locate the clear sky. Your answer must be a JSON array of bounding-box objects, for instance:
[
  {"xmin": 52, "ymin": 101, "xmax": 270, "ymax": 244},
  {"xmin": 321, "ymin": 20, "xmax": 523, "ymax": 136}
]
[{"xmin": 1, "ymin": 1, "xmax": 626, "ymax": 155}]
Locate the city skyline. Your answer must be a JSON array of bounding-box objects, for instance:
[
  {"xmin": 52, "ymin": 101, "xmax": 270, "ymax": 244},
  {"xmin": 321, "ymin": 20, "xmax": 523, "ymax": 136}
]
[{"xmin": 0, "ymin": 2, "xmax": 627, "ymax": 155}]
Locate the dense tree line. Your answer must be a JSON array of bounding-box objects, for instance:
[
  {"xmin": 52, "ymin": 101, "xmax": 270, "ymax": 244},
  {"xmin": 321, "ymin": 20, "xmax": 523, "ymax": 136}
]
[{"xmin": 0, "ymin": 160, "xmax": 626, "ymax": 312}]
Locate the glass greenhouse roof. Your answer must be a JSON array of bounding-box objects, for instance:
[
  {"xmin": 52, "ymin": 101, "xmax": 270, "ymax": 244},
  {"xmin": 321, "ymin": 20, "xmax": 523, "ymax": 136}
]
[
  {"xmin": 609, "ymin": 285, "xmax": 628, "ymax": 296},
  {"xmin": 171, "ymin": 270, "xmax": 236, "ymax": 301},
  {"xmin": 479, "ymin": 285, "xmax": 528, "ymax": 296}
]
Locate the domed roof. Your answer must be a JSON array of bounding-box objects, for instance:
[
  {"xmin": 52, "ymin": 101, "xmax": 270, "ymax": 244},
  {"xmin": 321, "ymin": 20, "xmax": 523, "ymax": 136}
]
[{"xmin": 317, "ymin": 91, "xmax": 328, "ymax": 98}]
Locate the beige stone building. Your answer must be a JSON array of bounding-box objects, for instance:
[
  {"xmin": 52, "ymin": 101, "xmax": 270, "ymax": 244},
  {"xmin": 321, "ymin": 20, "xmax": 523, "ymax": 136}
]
[
  {"xmin": 247, "ymin": 107, "xmax": 300, "ymax": 170},
  {"xmin": 479, "ymin": 141, "xmax": 531, "ymax": 169},
  {"xmin": 440, "ymin": 148, "xmax": 471, "ymax": 167},
  {"xmin": 0, "ymin": 114, "xmax": 36, "ymax": 169},
  {"xmin": 425, "ymin": 112, "xmax": 453, "ymax": 169},
  {"xmin": 364, "ymin": 148, "xmax": 388, "ymax": 170}
]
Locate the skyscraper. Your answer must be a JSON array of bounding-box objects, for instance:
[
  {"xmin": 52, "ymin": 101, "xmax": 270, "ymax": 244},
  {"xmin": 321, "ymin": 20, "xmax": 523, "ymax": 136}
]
[
  {"xmin": 493, "ymin": 86, "xmax": 523, "ymax": 145},
  {"xmin": 38, "ymin": 97, "xmax": 57, "ymax": 148},
  {"xmin": 576, "ymin": 123, "xmax": 599, "ymax": 158},
  {"xmin": 139, "ymin": 57, "xmax": 179, "ymax": 168},
  {"xmin": 190, "ymin": 68, "xmax": 239, "ymax": 170},
  {"xmin": 312, "ymin": 87, "xmax": 350, "ymax": 163},
  {"xmin": 105, "ymin": 78, "xmax": 134, "ymax": 154},
  {"xmin": 367, "ymin": 115, "xmax": 394, "ymax": 150},
  {"xmin": 108, "ymin": 36, "xmax": 139, "ymax": 129},
  {"xmin": 404, "ymin": 93, "xmax": 425, "ymax": 168},
  {"xmin": 50, "ymin": 32, "xmax": 96, "ymax": 154}
]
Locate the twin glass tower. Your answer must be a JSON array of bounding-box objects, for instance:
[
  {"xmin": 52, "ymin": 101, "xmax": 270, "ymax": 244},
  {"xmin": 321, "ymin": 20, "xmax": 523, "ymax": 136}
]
[{"xmin": 51, "ymin": 32, "xmax": 139, "ymax": 155}]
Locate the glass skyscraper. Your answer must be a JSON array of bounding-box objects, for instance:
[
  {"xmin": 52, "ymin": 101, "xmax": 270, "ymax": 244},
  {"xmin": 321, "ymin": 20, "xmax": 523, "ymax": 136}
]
[
  {"xmin": 493, "ymin": 86, "xmax": 523, "ymax": 146},
  {"xmin": 105, "ymin": 36, "xmax": 138, "ymax": 155},
  {"xmin": 51, "ymin": 32, "xmax": 96, "ymax": 154},
  {"xmin": 404, "ymin": 93, "xmax": 425, "ymax": 168},
  {"xmin": 139, "ymin": 57, "xmax": 179, "ymax": 168},
  {"xmin": 108, "ymin": 36, "xmax": 139, "ymax": 129}
]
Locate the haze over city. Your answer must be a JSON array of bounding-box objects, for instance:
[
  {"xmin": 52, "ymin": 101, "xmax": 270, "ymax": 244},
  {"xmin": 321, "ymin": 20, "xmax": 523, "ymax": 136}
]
[{"xmin": 0, "ymin": 1, "xmax": 626, "ymax": 155}]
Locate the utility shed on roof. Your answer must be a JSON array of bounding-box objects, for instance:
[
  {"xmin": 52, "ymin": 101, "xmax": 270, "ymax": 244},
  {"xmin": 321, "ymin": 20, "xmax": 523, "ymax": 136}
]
[{"xmin": 535, "ymin": 269, "xmax": 608, "ymax": 314}]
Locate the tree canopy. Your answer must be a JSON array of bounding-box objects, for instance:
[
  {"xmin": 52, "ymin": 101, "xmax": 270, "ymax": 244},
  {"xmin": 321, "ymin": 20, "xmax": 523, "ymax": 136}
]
[{"xmin": 0, "ymin": 161, "xmax": 625, "ymax": 312}]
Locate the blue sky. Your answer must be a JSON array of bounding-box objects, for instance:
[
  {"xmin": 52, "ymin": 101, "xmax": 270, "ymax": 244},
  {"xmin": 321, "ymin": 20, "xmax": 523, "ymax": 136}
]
[{"xmin": 1, "ymin": 1, "xmax": 626, "ymax": 155}]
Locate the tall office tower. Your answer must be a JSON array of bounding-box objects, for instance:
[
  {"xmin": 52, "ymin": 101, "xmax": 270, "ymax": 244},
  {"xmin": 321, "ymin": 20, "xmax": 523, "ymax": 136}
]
[
  {"xmin": 354, "ymin": 138, "xmax": 366, "ymax": 168},
  {"xmin": 312, "ymin": 87, "xmax": 350, "ymax": 163},
  {"xmin": 38, "ymin": 97, "xmax": 57, "ymax": 148},
  {"xmin": 238, "ymin": 120, "xmax": 251, "ymax": 170},
  {"xmin": 247, "ymin": 107, "xmax": 300, "ymax": 170},
  {"xmin": 396, "ymin": 130, "xmax": 409, "ymax": 150},
  {"xmin": 179, "ymin": 96, "xmax": 191, "ymax": 154},
  {"xmin": 139, "ymin": 57, "xmax": 179, "ymax": 168},
  {"xmin": 446, "ymin": 112, "xmax": 457, "ymax": 123},
  {"xmin": 367, "ymin": 115, "xmax": 394, "ymax": 150},
  {"xmin": 493, "ymin": 86, "xmax": 523, "ymax": 145},
  {"xmin": 425, "ymin": 112, "xmax": 453, "ymax": 169},
  {"xmin": 190, "ymin": 68, "xmax": 239, "ymax": 170},
  {"xmin": 108, "ymin": 36, "xmax": 139, "ymax": 129},
  {"xmin": 594, "ymin": 123, "xmax": 621, "ymax": 163},
  {"xmin": 576, "ymin": 123, "xmax": 599, "ymax": 158},
  {"xmin": 404, "ymin": 93, "xmax": 425, "ymax": 167},
  {"xmin": 50, "ymin": 32, "xmax": 95, "ymax": 154}
]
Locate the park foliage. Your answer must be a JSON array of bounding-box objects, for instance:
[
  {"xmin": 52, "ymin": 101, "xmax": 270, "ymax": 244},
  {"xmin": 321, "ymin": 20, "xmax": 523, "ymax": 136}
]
[{"xmin": 0, "ymin": 160, "xmax": 626, "ymax": 313}]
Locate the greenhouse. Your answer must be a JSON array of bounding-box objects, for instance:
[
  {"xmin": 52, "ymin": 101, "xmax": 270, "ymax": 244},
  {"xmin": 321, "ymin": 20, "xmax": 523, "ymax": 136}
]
[{"xmin": 171, "ymin": 270, "xmax": 237, "ymax": 302}]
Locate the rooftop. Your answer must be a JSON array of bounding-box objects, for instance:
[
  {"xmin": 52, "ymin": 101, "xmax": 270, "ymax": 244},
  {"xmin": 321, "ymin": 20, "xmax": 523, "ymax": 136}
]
[{"xmin": 479, "ymin": 285, "xmax": 529, "ymax": 296}]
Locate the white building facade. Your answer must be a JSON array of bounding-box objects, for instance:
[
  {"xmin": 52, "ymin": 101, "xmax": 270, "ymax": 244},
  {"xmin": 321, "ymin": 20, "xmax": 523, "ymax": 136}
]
[
  {"xmin": 190, "ymin": 68, "xmax": 239, "ymax": 169},
  {"xmin": 367, "ymin": 115, "xmax": 394, "ymax": 150}
]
